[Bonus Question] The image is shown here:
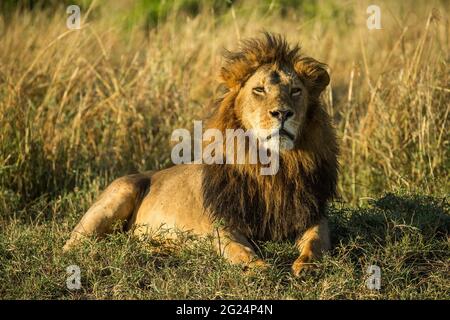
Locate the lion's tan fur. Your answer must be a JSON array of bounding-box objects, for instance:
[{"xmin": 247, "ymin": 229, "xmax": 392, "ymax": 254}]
[{"xmin": 64, "ymin": 33, "xmax": 338, "ymax": 275}]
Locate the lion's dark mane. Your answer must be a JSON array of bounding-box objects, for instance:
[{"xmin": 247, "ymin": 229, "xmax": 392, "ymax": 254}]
[{"xmin": 201, "ymin": 33, "xmax": 338, "ymax": 241}]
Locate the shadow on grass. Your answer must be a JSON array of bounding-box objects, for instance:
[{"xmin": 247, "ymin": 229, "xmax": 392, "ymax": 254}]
[
  {"xmin": 332, "ymin": 193, "xmax": 448, "ymax": 242},
  {"xmin": 258, "ymin": 193, "xmax": 449, "ymax": 273}
]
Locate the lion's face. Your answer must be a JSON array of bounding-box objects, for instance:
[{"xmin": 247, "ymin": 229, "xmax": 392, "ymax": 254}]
[{"xmin": 236, "ymin": 64, "xmax": 308, "ymax": 151}]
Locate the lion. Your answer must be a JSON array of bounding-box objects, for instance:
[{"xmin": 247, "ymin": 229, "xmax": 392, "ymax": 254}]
[{"xmin": 63, "ymin": 33, "xmax": 338, "ymax": 276}]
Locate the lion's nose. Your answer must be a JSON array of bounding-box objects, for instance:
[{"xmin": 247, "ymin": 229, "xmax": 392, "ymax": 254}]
[{"xmin": 269, "ymin": 109, "xmax": 294, "ymax": 122}]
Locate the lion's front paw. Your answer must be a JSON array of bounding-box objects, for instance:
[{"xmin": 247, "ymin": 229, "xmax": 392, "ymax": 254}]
[
  {"xmin": 244, "ymin": 258, "xmax": 270, "ymax": 275},
  {"xmin": 291, "ymin": 255, "xmax": 314, "ymax": 277},
  {"xmin": 63, "ymin": 232, "xmax": 88, "ymax": 253},
  {"xmin": 62, "ymin": 237, "xmax": 78, "ymax": 253}
]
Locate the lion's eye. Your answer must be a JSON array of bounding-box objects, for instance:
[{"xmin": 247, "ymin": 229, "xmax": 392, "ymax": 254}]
[
  {"xmin": 252, "ymin": 87, "xmax": 265, "ymax": 95},
  {"xmin": 291, "ymin": 87, "xmax": 302, "ymax": 96}
]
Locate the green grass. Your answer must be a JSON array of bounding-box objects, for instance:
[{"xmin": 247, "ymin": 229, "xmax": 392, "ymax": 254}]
[
  {"xmin": 1, "ymin": 192, "xmax": 448, "ymax": 299},
  {"xmin": 0, "ymin": 0, "xmax": 449, "ymax": 299}
]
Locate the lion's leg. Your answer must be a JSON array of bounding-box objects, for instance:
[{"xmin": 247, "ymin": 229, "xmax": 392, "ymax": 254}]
[
  {"xmin": 63, "ymin": 172, "xmax": 153, "ymax": 252},
  {"xmin": 291, "ymin": 217, "xmax": 330, "ymax": 277},
  {"xmin": 214, "ymin": 230, "xmax": 268, "ymax": 269}
]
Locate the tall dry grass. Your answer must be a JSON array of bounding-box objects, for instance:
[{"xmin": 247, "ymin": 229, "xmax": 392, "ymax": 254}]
[{"xmin": 0, "ymin": 0, "xmax": 448, "ymax": 206}]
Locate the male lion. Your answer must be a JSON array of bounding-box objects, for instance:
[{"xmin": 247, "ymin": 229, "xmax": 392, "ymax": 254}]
[{"xmin": 64, "ymin": 33, "xmax": 338, "ymax": 276}]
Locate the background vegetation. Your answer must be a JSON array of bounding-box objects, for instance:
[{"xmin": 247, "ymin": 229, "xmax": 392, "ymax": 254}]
[{"xmin": 0, "ymin": 0, "xmax": 448, "ymax": 299}]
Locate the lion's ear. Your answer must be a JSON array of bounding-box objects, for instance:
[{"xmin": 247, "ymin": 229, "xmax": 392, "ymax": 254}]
[{"xmin": 294, "ymin": 57, "xmax": 330, "ymax": 97}]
